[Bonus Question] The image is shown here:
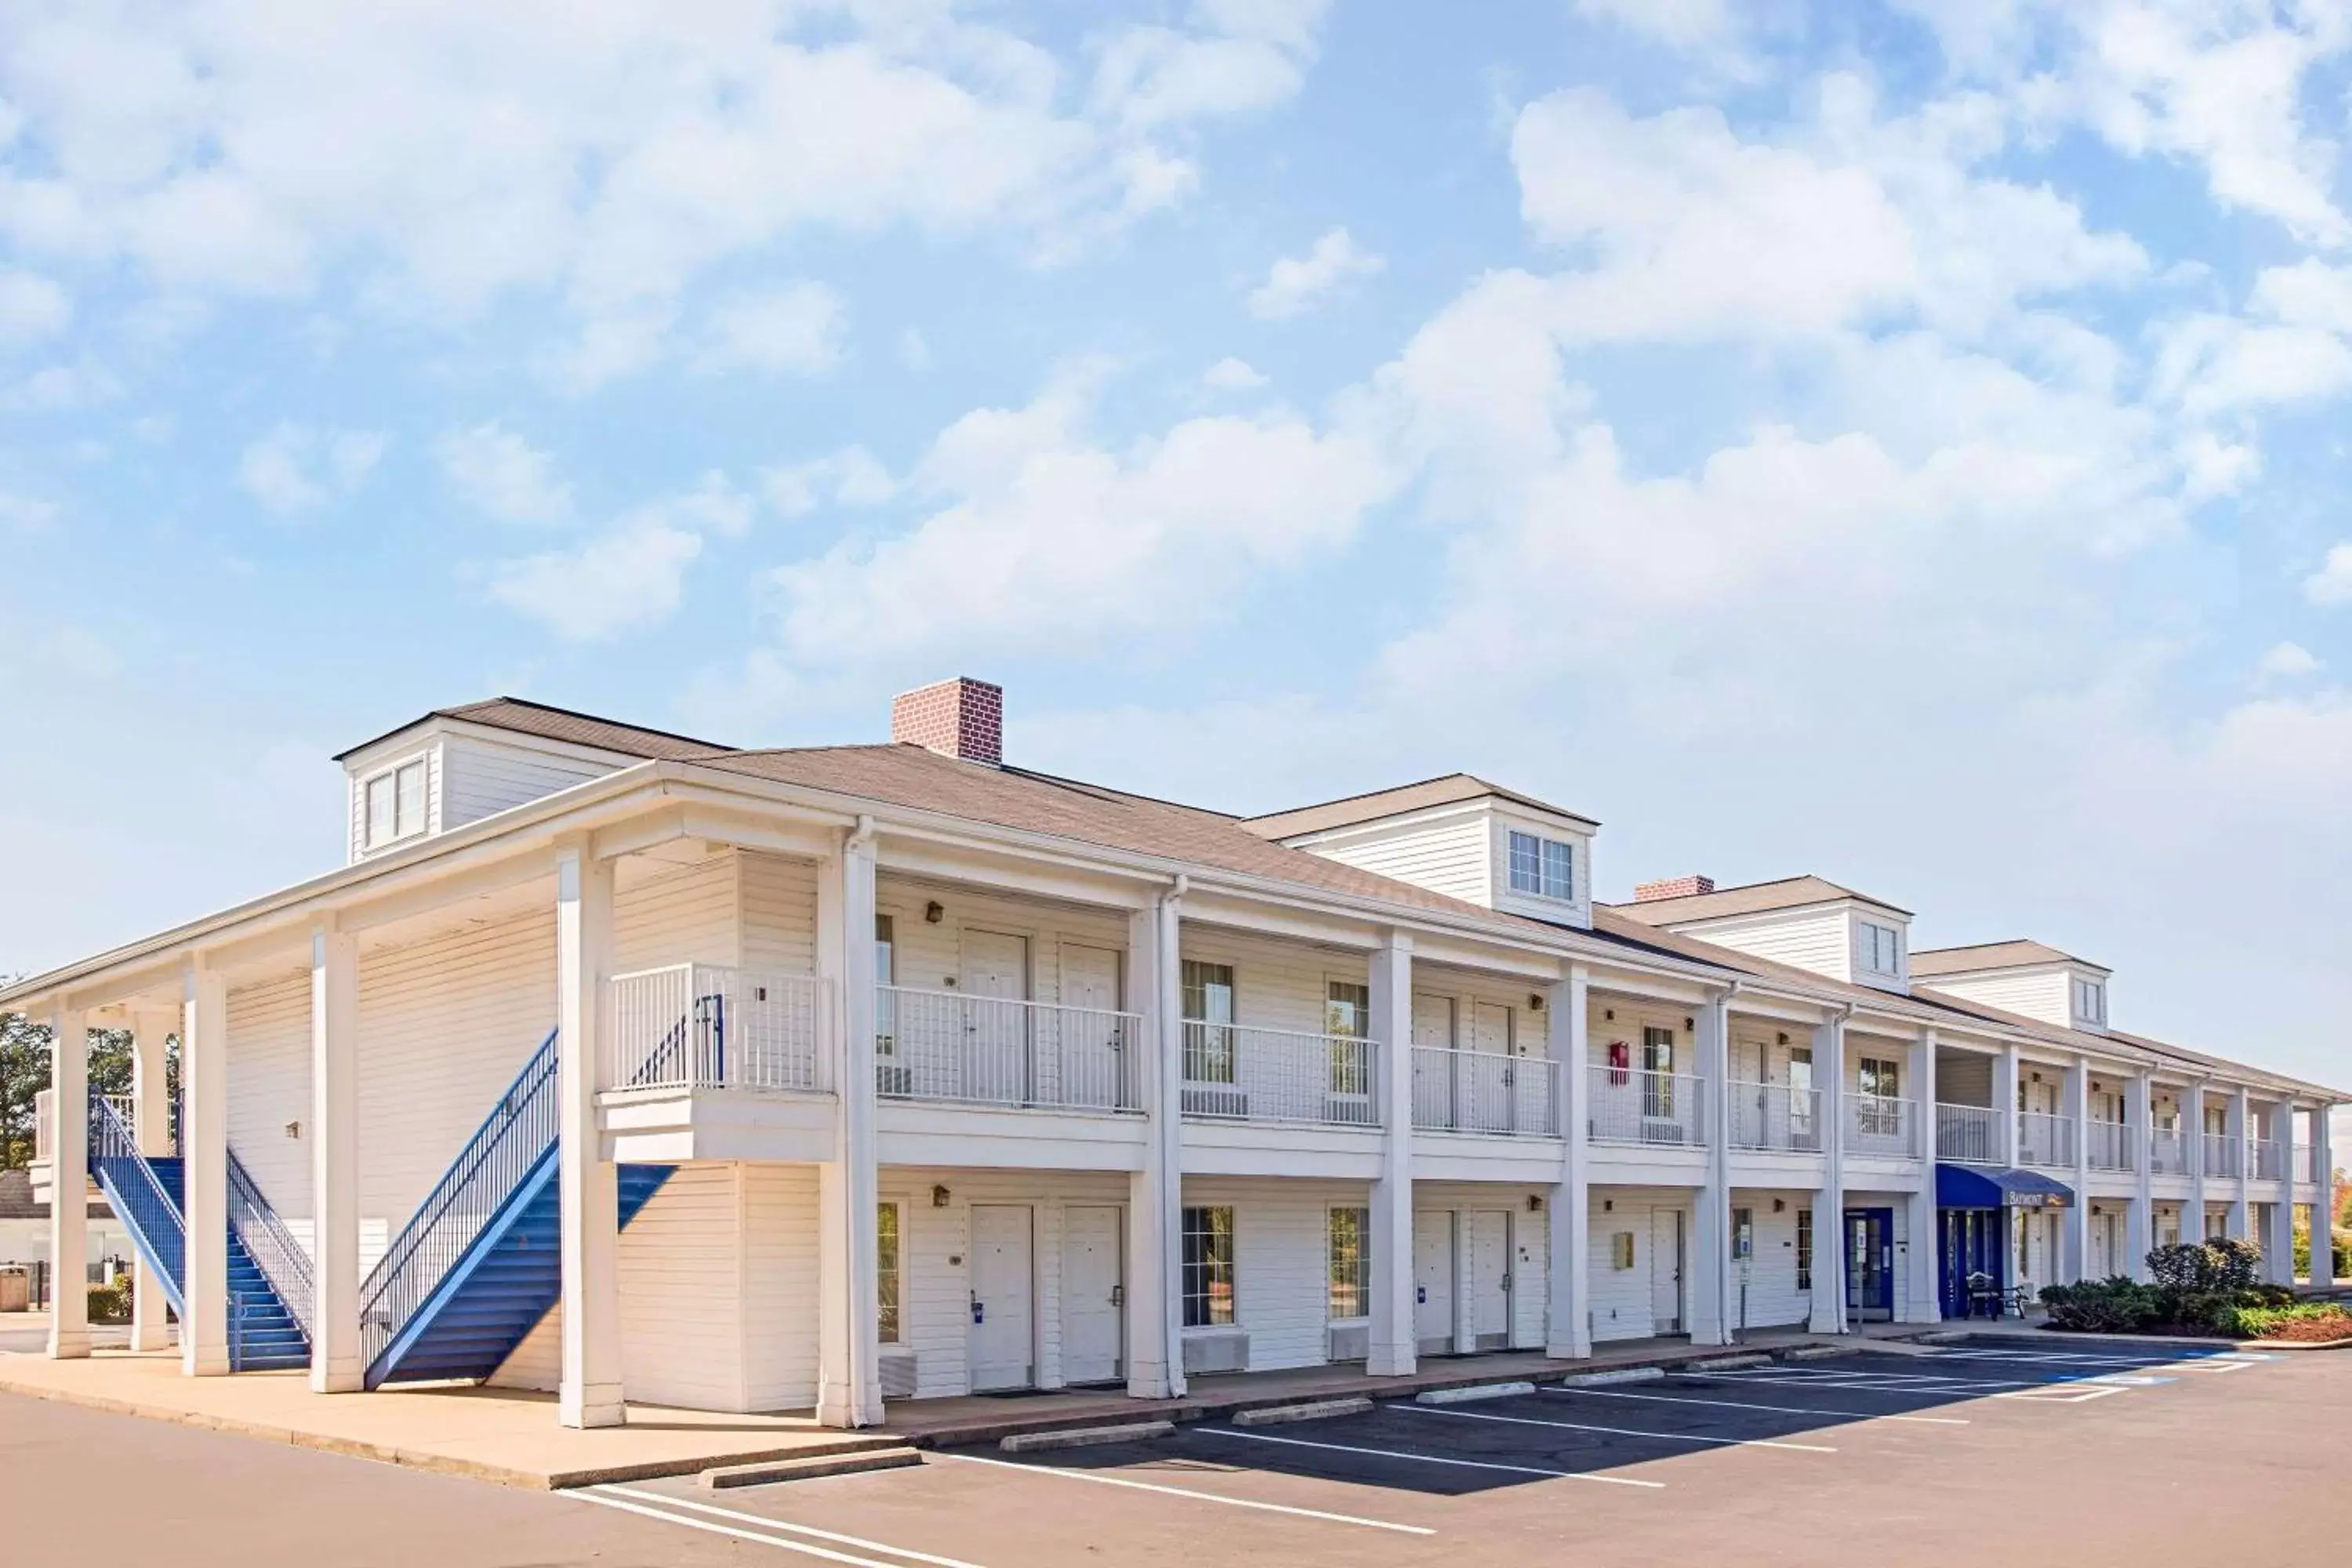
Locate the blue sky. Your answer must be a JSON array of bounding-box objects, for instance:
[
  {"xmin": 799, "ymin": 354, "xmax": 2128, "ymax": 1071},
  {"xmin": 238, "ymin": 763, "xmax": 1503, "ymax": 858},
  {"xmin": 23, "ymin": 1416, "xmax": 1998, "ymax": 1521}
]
[{"xmin": 4, "ymin": 1, "xmax": 2352, "ymax": 1092}]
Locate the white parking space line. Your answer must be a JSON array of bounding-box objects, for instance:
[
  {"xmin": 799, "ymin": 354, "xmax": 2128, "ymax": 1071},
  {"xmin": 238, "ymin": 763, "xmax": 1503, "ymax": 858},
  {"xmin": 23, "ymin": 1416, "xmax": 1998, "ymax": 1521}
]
[
  {"xmin": 934, "ymin": 1451, "xmax": 1437, "ymax": 1536},
  {"xmin": 1198, "ymin": 1425, "xmax": 1668, "ymax": 1489},
  {"xmin": 1992, "ymin": 1385, "xmax": 2128, "ymax": 1403},
  {"xmin": 572, "ymin": 1487, "xmax": 952, "ymax": 1568},
  {"xmin": 601, "ymin": 1488, "xmax": 986, "ymax": 1568},
  {"xmin": 1680, "ymin": 1370, "xmax": 2045, "ymax": 1393},
  {"xmin": 1400, "ymin": 1402, "xmax": 1838, "ymax": 1453},
  {"xmin": 1548, "ymin": 1385, "xmax": 1971, "ymax": 1425}
]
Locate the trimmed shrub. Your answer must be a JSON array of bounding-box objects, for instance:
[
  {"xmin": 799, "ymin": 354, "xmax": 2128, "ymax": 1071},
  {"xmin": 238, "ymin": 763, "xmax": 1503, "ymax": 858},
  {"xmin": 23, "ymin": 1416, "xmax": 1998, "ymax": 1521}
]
[
  {"xmin": 2039, "ymin": 1277, "xmax": 2161, "ymax": 1333},
  {"xmin": 2212, "ymin": 1301, "xmax": 2352, "ymax": 1341},
  {"xmin": 2146, "ymin": 1240, "xmax": 2262, "ymax": 1292}
]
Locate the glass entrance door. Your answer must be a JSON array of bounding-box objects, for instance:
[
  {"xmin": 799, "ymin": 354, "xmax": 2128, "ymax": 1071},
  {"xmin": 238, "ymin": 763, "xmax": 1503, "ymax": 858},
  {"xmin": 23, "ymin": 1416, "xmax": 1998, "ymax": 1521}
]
[{"xmin": 1845, "ymin": 1208, "xmax": 1894, "ymax": 1321}]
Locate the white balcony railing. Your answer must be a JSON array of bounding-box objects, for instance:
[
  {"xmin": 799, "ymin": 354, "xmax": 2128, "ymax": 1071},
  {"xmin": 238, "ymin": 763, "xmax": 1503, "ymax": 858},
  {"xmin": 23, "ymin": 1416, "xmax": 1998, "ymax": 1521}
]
[
  {"xmin": 2150, "ymin": 1128, "xmax": 2189, "ymax": 1175},
  {"xmin": 1182, "ymin": 1022, "xmax": 1376, "ymax": 1128},
  {"xmin": 2295, "ymin": 1144, "xmax": 2318, "ymax": 1184},
  {"xmin": 1936, "ymin": 1102, "xmax": 2001, "ymax": 1164},
  {"xmin": 2202, "ymin": 1132, "xmax": 2241, "ymax": 1178},
  {"xmin": 1726, "ymin": 1081, "xmax": 1822, "ymax": 1152},
  {"xmin": 1412, "ymin": 1047, "xmax": 1560, "ymax": 1137},
  {"xmin": 2086, "ymin": 1120, "xmax": 2135, "ymax": 1172},
  {"xmin": 882, "ymin": 986, "xmax": 1143, "ymax": 1113},
  {"xmin": 2249, "ymin": 1140, "xmax": 2287, "ymax": 1182},
  {"xmin": 1847, "ymin": 1094, "xmax": 1920, "ymax": 1159},
  {"xmin": 609, "ymin": 964, "xmax": 829, "ymax": 1094},
  {"xmin": 2017, "ymin": 1112, "xmax": 2077, "ymax": 1169},
  {"xmin": 1588, "ymin": 1067, "xmax": 1707, "ymax": 1148},
  {"xmin": 33, "ymin": 1087, "xmax": 52, "ymax": 1163}
]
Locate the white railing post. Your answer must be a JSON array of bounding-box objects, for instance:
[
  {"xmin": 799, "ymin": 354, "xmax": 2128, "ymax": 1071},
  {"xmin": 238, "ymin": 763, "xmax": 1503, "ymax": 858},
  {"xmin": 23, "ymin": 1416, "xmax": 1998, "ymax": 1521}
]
[
  {"xmin": 1546, "ymin": 966, "xmax": 1591, "ymax": 1359},
  {"xmin": 1809, "ymin": 1010, "xmax": 1846, "ymax": 1335},
  {"xmin": 46, "ymin": 1007, "xmax": 89, "ymax": 1360},
  {"xmin": 310, "ymin": 920, "xmax": 362, "ymax": 1392},
  {"xmin": 1367, "ymin": 931, "xmax": 1414, "ymax": 1377},
  {"xmin": 556, "ymin": 838, "xmax": 622, "ymax": 1429},
  {"xmin": 1126, "ymin": 892, "xmax": 1181, "ymax": 1400},
  {"xmin": 183, "ymin": 959, "xmax": 230, "ymax": 1377}
]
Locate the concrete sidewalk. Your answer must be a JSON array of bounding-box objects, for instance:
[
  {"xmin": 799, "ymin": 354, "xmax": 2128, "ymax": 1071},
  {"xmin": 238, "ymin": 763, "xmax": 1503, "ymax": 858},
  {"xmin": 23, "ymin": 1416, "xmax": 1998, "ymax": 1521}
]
[
  {"xmin": 0, "ymin": 1350, "xmax": 883, "ymax": 1489},
  {"xmin": 1, "ymin": 1326, "xmax": 1883, "ymax": 1487}
]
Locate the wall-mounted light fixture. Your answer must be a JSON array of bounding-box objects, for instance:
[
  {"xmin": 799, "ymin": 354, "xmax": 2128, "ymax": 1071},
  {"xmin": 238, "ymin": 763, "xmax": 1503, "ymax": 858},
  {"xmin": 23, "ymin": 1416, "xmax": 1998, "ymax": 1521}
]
[
  {"xmin": 1529, "ymin": 993, "xmax": 1544, "ymax": 1012},
  {"xmin": 284, "ymin": 1120, "xmax": 302, "ymax": 1140},
  {"xmin": 1772, "ymin": 1197, "xmax": 1785, "ymax": 1213},
  {"xmin": 924, "ymin": 901, "xmax": 945, "ymax": 924},
  {"xmin": 1526, "ymin": 1194, "xmax": 1543, "ymax": 1213},
  {"xmin": 931, "ymin": 1184, "xmax": 951, "ymax": 1208}
]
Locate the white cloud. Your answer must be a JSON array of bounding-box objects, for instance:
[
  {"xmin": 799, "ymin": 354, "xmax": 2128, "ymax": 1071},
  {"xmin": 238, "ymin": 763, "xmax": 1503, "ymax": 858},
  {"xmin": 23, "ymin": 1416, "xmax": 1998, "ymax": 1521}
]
[
  {"xmin": 754, "ymin": 368, "xmax": 1399, "ymax": 668},
  {"xmin": 485, "ymin": 512, "xmax": 703, "ymax": 641},
  {"xmin": 670, "ymin": 469, "xmax": 756, "ymax": 539},
  {"xmin": 0, "ymin": 3, "xmax": 1329, "ymax": 387},
  {"xmin": 2259, "ymin": 641, "xmax": 2321, "ymax": 679},
  {"xmin": 236, "ymin": 422, "xmax": 387, "ymax": 514},
  {"xmin": 1202, "ymin": 356, "xmax": 1268, "ymax": 390},
  {"xmin": 0, "ymin": 488, "xmax": 59, "ymax": 531},
  {"xmin": 761, "ymin": 448, "xmax": 896, "ymax": 518},
  {"xmin": 435, "ymin": 420, "xmax": 572, "ymax": 525},
  {"xmin": 2305, "ymin": 543, "xmax": 2352, "ymax": 606},
  {"xmin": 691, "ymin": 281, "xmax": 848, "ymax": 378},
  {"xmin": 1247, "ymin": 227, "xmax": 1384, "ymax": 320},
  {"xmin": 0, "ymin": 269, "xmax": 69, "ymax": 341}
]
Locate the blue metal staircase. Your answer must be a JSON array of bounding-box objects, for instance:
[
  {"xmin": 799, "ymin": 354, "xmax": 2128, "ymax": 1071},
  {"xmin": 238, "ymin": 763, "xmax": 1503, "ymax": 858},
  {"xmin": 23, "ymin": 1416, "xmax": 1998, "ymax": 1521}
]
[
  {"xmin": 86, "ymin": 1098, "xmax": 312, "ymax": 1370},
  {"xmin": 361, "ymin": 1031, "xmax": 673, "ymax": 1389}
]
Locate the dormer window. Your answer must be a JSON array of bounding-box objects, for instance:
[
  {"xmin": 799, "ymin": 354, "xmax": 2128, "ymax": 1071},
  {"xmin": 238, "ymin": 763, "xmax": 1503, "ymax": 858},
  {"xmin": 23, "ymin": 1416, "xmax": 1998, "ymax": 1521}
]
[
  {"xmin": 1507, "ymin": 830, "xmax": 1575, "ymax": 902},
  {"xmin": 1857, "ymin": 920, "xmax": 1901, "ymax": 975},
  {"xmin": 2073, "ymin": 977, "xmax": 2106, "ymax": 1025},
  {"xmin": 365, "ymin": 757, "xmax": 428, "ymax": 848}
]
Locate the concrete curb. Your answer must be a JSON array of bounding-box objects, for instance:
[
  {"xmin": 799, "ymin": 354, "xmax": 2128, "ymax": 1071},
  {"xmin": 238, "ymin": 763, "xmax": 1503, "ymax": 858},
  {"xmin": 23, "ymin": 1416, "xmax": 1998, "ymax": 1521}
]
[
  {"xmin": 1231, "ymin": 1397, "xmax": 1374, "ymax": 1425},
  {"xmin": 1000, "ymin": 1421, "xmax": 1174, "ymax": 1453},
  {"xmin": 1414, "ymin": 1381, "xmax": 1535, "ymax": 1405},
  {"xmin": 701, "ymin": 1448, "xmax": 923, "ymax": 1488},
  {"xmin": 1782, "ymin": 1345, "xmax": 1857, "ymax": 1362},
  {"xmin": 1555, "ymin": 1367, "xmax": 1664, "ymax": 1388}
]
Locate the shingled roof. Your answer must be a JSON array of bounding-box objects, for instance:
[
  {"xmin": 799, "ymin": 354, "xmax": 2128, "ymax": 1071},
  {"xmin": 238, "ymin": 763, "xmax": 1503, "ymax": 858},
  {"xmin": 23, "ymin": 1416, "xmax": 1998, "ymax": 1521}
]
[
  {"xmin": 1242, "ymin": 773, "xmax": 1599, "ymax": 839},
  {"xmin": 335, "ymin": 697, "xmax": 735, "ymax": 764},
  {"xmin": 1911, "ymin": 939, "xmax": 2107, "ymax": 978},
  {"xmin": 1608, "ymin": 874, "xmax": 1912, "ymax": 924}
]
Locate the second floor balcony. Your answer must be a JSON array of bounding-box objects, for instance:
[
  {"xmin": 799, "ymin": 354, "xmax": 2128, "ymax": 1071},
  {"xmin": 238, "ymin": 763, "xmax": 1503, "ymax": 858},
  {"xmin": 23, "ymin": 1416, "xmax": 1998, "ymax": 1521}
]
[
  {"xmin": 2203, "ymin": 1132, "xmax": 2241, "ymax": 1178},
  {"xmin": 2016, "ymin": 1111, "xmax": 2077, "ymax": 1169},
  {"xmin": 1412, "ymin": 1047, "xmax": 1561, "ymax": 1138},
  {"xmin": 1727, "ymin": 1081, "xmax": 1821, "ymax": 1153},
  {"xmin": 2249, "ymin": 1139, "xmax": 2288, "ymax": 1182},
  {"xmin": 2151, "ymin": 1127, "xmax": 2189, "ymax": 1174},
  {"xmin": 610, "ymin": 964, "xmax": 830, "ymax": 1095},
  {"xmin": 1181, "ymin": 1021, "xmax": 1375, "ymax": 1129},
  {"xmin": 2086, "ymin": 1120, "xmax": 2136, "ymax": 1172},
  {"xmin": 1589, "ymin": 1066, "xmax": 1707, "ymax": 1149},
  {"xmin": 1936, "ymin": 1102, "xmax": 2001, "ymax": 1164}
]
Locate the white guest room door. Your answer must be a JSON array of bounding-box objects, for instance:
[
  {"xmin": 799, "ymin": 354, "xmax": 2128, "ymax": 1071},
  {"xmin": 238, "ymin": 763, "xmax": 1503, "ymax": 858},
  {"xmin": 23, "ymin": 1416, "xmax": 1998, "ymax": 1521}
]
[
  {"xmin": 969, "ymin": 1204, "xmax": 1035, "ymax": 1392},
  {"xmin": 1059, "ymin": 945, "xmax": 1124, "ymax": 1109},
  {"xmin": 960, "ymin": 931, "xmax": 1029, "ymax": 1101},
  {"xmin": 1468, "ymin": 1210, "xmax": 1512, "ymax": 1347},
  {"xmin": 1062, "ymin": 1204, "xmax": 1124, "ymax": 1385},
  {"xmin": 1414, "ymin": 1212, "xmax": 1454, "ymax": 1352},
  {"xmin": 1650, "ymin": 1208, "xmax": 1685, "ymax": 1334}
]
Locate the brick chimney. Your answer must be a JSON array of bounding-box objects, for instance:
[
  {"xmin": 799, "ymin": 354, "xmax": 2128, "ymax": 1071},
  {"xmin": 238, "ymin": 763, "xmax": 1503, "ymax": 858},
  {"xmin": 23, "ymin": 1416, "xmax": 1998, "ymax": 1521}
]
[
  {"xmin": 1634, "ymin": 875, "xmax": 1715, "ymax": 903},
  {"xmin": 891, "ymin": 677, "xmax": 1004, "ymax": 766}
]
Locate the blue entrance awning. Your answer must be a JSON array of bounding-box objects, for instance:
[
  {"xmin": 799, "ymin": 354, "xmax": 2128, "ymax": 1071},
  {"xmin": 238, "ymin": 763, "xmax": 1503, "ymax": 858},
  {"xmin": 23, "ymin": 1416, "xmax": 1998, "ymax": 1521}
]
[{"xmin": 1936, "ymin": 1163, "xmax": 2075, "ymax": 1210}]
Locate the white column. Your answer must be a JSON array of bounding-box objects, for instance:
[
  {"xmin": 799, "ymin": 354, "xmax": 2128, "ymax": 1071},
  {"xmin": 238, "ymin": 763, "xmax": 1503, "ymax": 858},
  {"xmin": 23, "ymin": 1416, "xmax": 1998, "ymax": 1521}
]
[
  {"xmin": 309, "ymin": 921, "xmax": 362, "ymax": 1392},
  {"xmin": 128, "ymin": 1005, "xmax": 174, "ymax": 1352},
  {"xmin": 47, "ymin": 1007, "xmax": 89, "ymax": 1359},
  {"xmin": 1126, "ymin": 891, "xmax": 1183, "ymax": 1399},
  {"xmin": 556, "ymin": 841, "xmax": 622, "ymax": 1428},
  {"xmin": 2127, "ymin": 1073, "xmax": 2154, "ymax": 1283},
  {"xmin": 1992, "ymin": 1046, "xmax": 2022, "ymax": 1284},
  {"xmin": 2063, "ymin": 1058, "xmax": 2090, "ymax": 1285},
  {"xmin": 1808, "ymin": 1011, "xmax": 1846, "ymax": 1334},
  {"xmin": 815, "ymin": 822, "xmax": 882, "ymax": 1428},
  {"xmin": 2228, "ymin": 1087, "xmax": 2252, "ymax": 1241},
  {"xmin": 1900, "ymin": 1029, "xmax": 1939, "ymax": 1323},
  {"xmin": 1690, "ymin": 993, "xmax": 1733, "ymax": 1346},
  {"xmin": 2263, "ymin": 1174, "xmax": 2296, "ymax": 1287},
  {"xmin": 182, "ymin": 960, "xmax": 230, "ymax": 1377},
  {"xmin": 2315, "ymin": 1106, "xmax": 2339, "ymax": 1284},
  {"xmin": 1367, "ymin": 931, "xmax": 1416, "ymax": 1376},
  {"xmin": 1545, "ymin": 964, "xmax": 1592, "ymax": 1359},
  {"xmin": 2185, "ymin": 1081, "xmax": 2208, "ymax": 1241}
]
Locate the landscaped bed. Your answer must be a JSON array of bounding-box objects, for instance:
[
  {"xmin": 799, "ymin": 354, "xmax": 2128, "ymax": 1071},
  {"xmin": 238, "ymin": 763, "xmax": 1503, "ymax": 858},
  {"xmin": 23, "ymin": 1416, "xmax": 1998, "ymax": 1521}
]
[{"xmin": 2038, "ymin": 1240, "xmax": 2352, "ymax": 1344}]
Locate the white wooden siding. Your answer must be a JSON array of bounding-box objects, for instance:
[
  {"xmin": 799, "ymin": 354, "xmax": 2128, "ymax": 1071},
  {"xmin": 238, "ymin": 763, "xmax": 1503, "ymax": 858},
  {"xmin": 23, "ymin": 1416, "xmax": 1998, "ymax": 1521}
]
[
  {"xmin": 877, "ymin": 878, "xmax": 1134, "ymax": 1007},
  {"xmin": 1726, "ymin": 1189, "xmax": 1809, "ymax": 1330},
  {"xmin": 1588, "ymin": 1188, "xmax": 1688, "ymax": 1341},
  {"xmin": 1667, "ymin": 908, "xmax": 1853, "ymax": 982},
  {"xmin": 1937, "ymin": 1052, "xmax": 1994, "ymax": 1105},
  {"xmin": 227, "ymin": 972, "xmax": 314, "ymax": 1227},
  {"xmin": 743, "ymin": 1162, "xmax": 822, "ymax": 1410},
  {"xmin": 739, "ymin": 851, "xmax": 819, "ymax": 975},
  {"xmin": 615, "ymin": 854, "xmax": 740, "ymax": 973},
  {"xmin": 1920, "ymin": 968, "xmax": 2070, "ymax": 1028},
  {"xmin": 1587, "ymin": 997, "xmax": 1695, "ymax": 1068},
  {"xmin": 437, "ymin": 734, "xmax": 617, "ymax": 833},
  {"xmin": 1291, "ymin": 811, "xmax": 1491, "ymax": 908}
]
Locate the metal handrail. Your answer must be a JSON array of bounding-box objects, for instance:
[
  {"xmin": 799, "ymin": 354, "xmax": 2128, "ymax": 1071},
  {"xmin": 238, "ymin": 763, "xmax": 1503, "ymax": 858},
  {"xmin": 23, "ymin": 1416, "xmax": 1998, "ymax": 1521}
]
[
  {"xmin": 877, "ymin": 985, "xmax": 1141, "ymax": 1113},
  {"xmin": 358, "ymin": 1032, "xmax": 558, "ymax": 1373},
  {"xmin": 227, "ymin": 1147, "xmax": 314, "ymax": 1346},
  {"xmin": 88, "ymin": 1092, "xmax": 186, "ymax": 1297},
  {"xmin": 1412, "ymin": 1047, "xmax": 1561, "ymax": 1137}
]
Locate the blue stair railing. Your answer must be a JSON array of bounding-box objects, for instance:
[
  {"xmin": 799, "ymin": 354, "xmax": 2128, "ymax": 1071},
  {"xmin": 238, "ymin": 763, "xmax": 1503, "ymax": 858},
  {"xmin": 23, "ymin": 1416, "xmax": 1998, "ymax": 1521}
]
[
  {"xmin": 359, "ymin": 1032, "xmax": 559, "ymax": 1381},
  {"xmin": 89, "ymin": 1092, "xmax": 187, "ymax": 1315},
  {"xmin": 629, "ymin": 991, "xmax": 728, "ymax": 1087},
  {"xmin": 227, "ymin": 1147, "xmax": 314, "ymax": 1348}
]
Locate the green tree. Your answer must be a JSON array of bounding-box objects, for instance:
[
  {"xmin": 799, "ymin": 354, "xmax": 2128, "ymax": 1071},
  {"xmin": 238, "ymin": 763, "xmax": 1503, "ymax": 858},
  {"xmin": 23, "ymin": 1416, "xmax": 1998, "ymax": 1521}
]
[{"xmin": 1, "ymin": 1001, "xmax": 169, "ymax": 1170}]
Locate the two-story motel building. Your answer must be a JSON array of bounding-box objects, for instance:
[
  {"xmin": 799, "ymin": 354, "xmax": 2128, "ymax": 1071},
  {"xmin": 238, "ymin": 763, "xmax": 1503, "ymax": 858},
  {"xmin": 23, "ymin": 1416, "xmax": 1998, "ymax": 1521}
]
[{"xmin": 18, "ymin": 677, "xmax": 2341, "ymax": 1428}]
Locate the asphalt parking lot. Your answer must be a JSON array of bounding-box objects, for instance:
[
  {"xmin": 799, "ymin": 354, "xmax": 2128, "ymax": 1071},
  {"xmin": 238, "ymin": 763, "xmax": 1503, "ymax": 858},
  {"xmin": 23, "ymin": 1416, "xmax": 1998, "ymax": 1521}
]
[{"xmin": 5, "ymin": 1339, "xmax": 2347, "ymax": 1567}]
